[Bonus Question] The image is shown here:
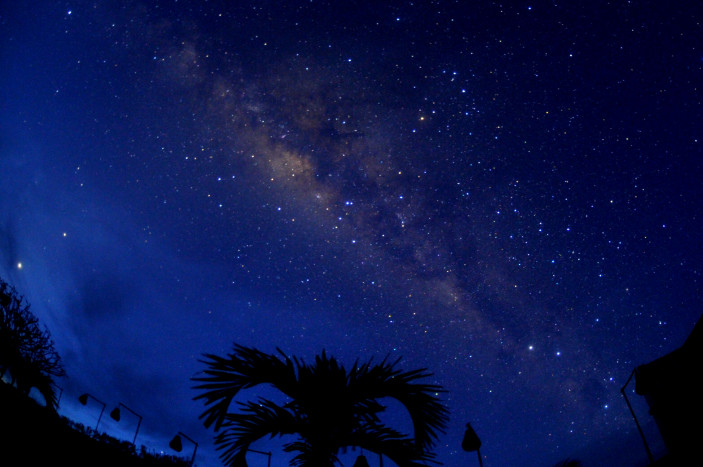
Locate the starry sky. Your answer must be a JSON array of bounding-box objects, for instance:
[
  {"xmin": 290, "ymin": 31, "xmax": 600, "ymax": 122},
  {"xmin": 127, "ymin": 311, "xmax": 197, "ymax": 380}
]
[{"xmin": 1, "ymin": 1, "xmax": 702, "ymax": 466}]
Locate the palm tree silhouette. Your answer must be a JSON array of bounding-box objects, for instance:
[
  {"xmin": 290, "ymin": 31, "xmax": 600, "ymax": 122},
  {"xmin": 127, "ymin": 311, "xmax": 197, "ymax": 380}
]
[{"xmin": 193, "ymin": 344, "xmax": 448, "ymax": 466}]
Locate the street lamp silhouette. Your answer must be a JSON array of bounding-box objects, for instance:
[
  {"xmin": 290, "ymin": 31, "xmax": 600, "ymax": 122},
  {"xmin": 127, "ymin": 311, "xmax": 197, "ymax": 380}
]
[
  {"xmin": 462, "ymin": 422, "xmax": 483, "ymax": 467},
  {"xmin": 353, "ymin": 453, "xmax": 370, "ymax": 467},
  {"xmin": 621, "ymin": 369, "xmax": 654, "ymax": 463},
  {"xmin": 78, "ymin": 393, "xmax": 106, "ymax": 431},
  {"xmin": 353, "ymin": 449, "xmax": 383, "ymax": 467},
  {"xmin": 109, "ymin": 402, "xmax": 143, "ymax": 445},
  {"xmin": 247, "ymin": 448, "xmax": 272, "ymax": 467},
  {"xmin": 169, "ymin": 431, "xmax": 198, "ymax": 466}
]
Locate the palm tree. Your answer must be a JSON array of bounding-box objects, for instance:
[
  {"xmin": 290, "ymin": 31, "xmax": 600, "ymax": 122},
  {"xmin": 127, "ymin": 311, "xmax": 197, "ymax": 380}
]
[{"xmin": 193, "ymin": 344, "xmax": 449, "ymax": 466}]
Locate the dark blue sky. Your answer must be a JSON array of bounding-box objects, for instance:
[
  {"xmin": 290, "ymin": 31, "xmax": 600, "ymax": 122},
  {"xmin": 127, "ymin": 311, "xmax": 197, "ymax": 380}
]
[{"xmin": 1, "ymin": 1, "xmax": 702, "ymax": 466}]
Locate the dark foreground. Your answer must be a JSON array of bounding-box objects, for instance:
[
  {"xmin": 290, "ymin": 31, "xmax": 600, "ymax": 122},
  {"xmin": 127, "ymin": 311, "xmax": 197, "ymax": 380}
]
[{"xmin": 0, "ymin": 382, "xmax": 189, "ymax": 466}]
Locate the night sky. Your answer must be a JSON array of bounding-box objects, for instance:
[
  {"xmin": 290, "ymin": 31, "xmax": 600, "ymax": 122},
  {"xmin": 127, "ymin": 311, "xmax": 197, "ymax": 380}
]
[{"xmin": 1, "ymin": 1, "xmax": 702, "ymax": 466}]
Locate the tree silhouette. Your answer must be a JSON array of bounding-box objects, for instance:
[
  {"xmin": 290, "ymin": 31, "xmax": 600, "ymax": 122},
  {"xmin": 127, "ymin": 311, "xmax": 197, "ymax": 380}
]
[
  {"xmin": 193, "ymin": 344, "xmax": 448, "ymax": 466},
  {"xmin": 0, "ymin": 277, "xmax": 65, "ymax": 410}
]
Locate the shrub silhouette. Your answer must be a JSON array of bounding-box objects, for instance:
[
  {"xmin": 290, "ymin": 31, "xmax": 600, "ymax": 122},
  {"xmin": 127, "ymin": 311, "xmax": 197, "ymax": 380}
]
[
  {"xmin": 1, "ymin": 277, "xmax": 65, "ymax": 410},
  {"xmin": 193, "ymin": 344, "xmax": 448, "ymax": 466}
]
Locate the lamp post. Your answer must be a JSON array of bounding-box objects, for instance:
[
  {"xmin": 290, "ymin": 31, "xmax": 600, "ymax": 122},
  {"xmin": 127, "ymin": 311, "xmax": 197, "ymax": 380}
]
[
  {"xmin": 169, "ymin": 431, "xmax": 198, "ymax": 466},
  {"xmin": 353, "ymin": 453, "xmax": 370, "ymax": 467},
  {"xmin": 78, "ymin": 393, "xmax": 106, "ymax": 431},
  {"xmin": 353, "ymin": 449, "xmax": 383, "ymax": 467},
  {"xmin": 621, "ymin": 369, "xmax": 654, "ymax": 463},
  {"xmin": 462, "ymin": 422, "xmax": 483, "ymax": 467},
  {"xmin": 247, "ymin": 448, "xmax": 272, "ymax": 467},
  {"xmin": 109, "ymin": 402, "xmax": 143, "ymax": 445}
]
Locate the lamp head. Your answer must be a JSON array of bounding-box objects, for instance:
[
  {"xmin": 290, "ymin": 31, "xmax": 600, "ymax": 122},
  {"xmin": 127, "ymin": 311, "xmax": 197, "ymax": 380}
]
[
  {"xmin": 353, "ymin": 454, "xmax": 370, "ymax": 467},
  {"xmin": 462, "ymin": 422, "xmax": 482, "ymax": 452},
  {"xmin": 169, "ymin": 435, "xmax": 183, "ymax": 452}
]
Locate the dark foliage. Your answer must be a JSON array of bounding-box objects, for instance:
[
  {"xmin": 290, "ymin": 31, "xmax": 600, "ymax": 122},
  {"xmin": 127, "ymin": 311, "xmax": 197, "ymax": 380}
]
[
  {"xmin": 0, "ymin": 382, "xmax": 189, "ymax": 466},
  {"xmin": 193, "ymin": 344, "xmax": 449, "ymax": 466},
  {"xmin": 1, "ymin": 277, "xmax": 65, "ymax": 410}
]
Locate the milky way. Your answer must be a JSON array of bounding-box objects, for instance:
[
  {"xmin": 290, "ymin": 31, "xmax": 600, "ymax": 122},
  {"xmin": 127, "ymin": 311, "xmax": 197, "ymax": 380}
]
[{"xmin": 1, "ymin": 2, "xmax": 702, "ymax": 466}]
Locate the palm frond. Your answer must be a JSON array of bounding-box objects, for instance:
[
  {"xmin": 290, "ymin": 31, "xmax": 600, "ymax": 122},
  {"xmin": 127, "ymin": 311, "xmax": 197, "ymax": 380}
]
[
  {"xmin": 193, "ymin": 344, "xmax": 297, "ymax": 429},
  {"xmin": 214, "ymin": 398, "xmax": 300, "ymax": 466},
  {"xmin": 351, "ymin": 358, "xmax": 449, "ymax": 451},
  {"xmin": 283, "ymin": 440, "xmax": 339, "ymax": 467},
  {"xmin": 343, "ymin": 423, "xmax": 439, "ymax": 467}
]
